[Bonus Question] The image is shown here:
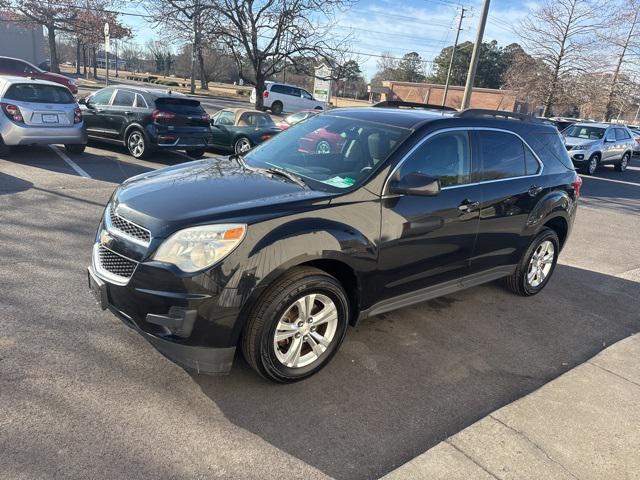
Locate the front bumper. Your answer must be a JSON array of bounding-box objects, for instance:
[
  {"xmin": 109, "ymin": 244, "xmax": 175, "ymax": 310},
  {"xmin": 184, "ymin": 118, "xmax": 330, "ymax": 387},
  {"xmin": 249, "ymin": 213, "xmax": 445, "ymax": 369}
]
[
  {"xmin": 88, "ymin": 263, "xmax": 238, "ymax": 375},
  {"xmin": 1, "ymin": 122, "xmax": 87, "ymax": 146}
]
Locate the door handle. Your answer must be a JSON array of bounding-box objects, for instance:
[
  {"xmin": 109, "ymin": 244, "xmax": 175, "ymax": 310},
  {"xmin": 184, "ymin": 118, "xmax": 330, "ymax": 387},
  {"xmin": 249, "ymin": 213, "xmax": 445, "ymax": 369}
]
[
  {"xmin": 96, "ymin": 108, "xmax": 105, "ymax": 113},
  {"xmin": 124, "ymin": 111, "xmax": 132, "ymax": 115},
  {"xmin": 528, "ymin": 185, "xmax": 543, "ymax": 196},
  {"xmin": 458, "ymin": 199, "xmax": 480, "ymax": 212}
]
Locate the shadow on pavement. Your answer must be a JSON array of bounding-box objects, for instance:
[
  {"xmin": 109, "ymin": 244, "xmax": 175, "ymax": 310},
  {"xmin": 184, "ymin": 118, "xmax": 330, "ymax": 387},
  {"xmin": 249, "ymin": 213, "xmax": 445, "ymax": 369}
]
[
  {"xmin": 580, "ymin": 158, "xmax": 640, "ymax": 213},
  {"xmin": 193, "ymin": 264, "xmax": 640, "ymax": 480},
  {"xmin": 0, "ymin": 171, "xmax": 33, "ymax": 195}
]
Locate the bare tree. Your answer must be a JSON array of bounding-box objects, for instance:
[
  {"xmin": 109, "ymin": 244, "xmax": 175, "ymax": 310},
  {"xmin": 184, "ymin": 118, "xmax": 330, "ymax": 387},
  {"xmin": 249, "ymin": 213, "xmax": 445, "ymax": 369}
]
[
  {"xmin": 207, "ymin": 0, "xmax": 354, "ymax": 109},
  {"xmin": 602, "ymin": 0, "xmax": 640, "ymax": 120},
  {"xmin": 518, "ymin": 0, "xmax": 600, "ymax": 116},
  {"xmin": 145, "ymin": 0, "xmax": 216, "ymax": 92},
  {"xmin": 7, "ymin": 0, "xmax": 79, "ymax": 73}
]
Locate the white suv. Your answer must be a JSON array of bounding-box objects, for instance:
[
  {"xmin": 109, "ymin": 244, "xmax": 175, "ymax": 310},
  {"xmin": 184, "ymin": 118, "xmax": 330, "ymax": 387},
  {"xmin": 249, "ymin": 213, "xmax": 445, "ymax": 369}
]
[{"xmin": 251, "ymin": 82, "xmax": 325, "ymax": 115}]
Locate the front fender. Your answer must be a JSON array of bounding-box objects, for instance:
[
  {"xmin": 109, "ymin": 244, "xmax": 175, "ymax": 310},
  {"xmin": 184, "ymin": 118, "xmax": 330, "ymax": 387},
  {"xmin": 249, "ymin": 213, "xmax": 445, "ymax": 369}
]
[{"xmin": 224, "ymin": 216, "xmax": 378, "ymax": 344}]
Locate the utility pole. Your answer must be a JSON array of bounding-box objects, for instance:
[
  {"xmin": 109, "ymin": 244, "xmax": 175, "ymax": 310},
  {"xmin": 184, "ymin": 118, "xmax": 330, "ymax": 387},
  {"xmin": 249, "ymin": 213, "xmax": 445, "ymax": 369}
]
[
  {"xmin": 461, "ymin": 0, "xmax": 490, "ymax": 110},
  {"xmin": 442, "ymin": 7, "xmax": 465, "ymax": 107}
]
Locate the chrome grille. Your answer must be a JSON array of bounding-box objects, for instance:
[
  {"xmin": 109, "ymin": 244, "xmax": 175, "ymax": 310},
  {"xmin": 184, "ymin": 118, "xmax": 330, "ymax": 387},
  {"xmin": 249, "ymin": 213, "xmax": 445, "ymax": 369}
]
[
  {"xmin": 96, "ymin": 245, "xmax": 137, "ymax": 281},
  {"xmin": 107, "ymin": 206, "xmax": 151, "ymax": 244}
]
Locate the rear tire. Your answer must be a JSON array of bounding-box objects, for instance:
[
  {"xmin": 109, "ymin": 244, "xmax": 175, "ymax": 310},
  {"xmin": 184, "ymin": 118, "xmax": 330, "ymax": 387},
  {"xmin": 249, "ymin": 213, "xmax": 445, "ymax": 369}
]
[
  {"xmin": 185, "ymin": 148, "xmax": 205, "ymax": 159},
  {"xmin": 126, "ymin": 129, "xmax": 150, "ymax": 159},
  {"xmin": 65, "ymin": 144, "xmax": 86, "ymax": 154},
  {"xmin": 581, "ymin": 153, "xmax": 599, "ymax": 175},
  {"xmin": 615, "ymin": 152, "xmax": 630, "ymax": 172},
  {"xmin": 506, "ymin": 227, "xmax": 559, "ymax": 297},
  {"xmin": 0, "ymin": 137, "xmax": 11, "ymax": 156},
  {"xmin": 241, "ymin": 266, "xmax": 349, "ymax": 383},
  {"xmin": 271, "ymin": 101, "xmax": 283, "ymax": 115}
]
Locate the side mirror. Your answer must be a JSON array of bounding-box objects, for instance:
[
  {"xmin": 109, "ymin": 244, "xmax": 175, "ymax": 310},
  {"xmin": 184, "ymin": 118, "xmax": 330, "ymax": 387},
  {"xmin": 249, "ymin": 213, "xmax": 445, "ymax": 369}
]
[
  {"xmin": 78, "ymin": 97, "xmax": 87, "ymax": 105},
  {"xmin": 388, "ymin": 172, "xmax": 441, "ymax": 196}
]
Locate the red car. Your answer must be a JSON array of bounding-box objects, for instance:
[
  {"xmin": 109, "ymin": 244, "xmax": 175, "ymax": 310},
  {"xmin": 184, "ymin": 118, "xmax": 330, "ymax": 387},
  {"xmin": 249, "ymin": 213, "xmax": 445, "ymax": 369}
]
[{"xmin": 0, "ymin": 56, "xmax": 78, "ymax": 94}]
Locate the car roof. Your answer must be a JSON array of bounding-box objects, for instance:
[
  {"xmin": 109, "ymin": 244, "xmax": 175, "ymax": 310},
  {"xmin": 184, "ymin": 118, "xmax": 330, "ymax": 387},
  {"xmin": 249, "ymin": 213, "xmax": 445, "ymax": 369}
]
[
  {"xmin": 571, "ymin": 122, "xmax": 613, "ymax": 129},
  {"xmin": 106, "ymin": 84, "xmax": 187, "ymax": 98},
  {"xmin": 0, "ymin": 75, "xmax": 67, "ymax": 89},
  {"xmin": 0, "ymin": 56, "xmax": 36, "ymax": 66},
  {"xmin": 219, "ymin": 107, "xmax": 269, "ymax": 122},
  {"xmin": 324, "ymin": 107, "xmax": 454, "ymax": 129}
]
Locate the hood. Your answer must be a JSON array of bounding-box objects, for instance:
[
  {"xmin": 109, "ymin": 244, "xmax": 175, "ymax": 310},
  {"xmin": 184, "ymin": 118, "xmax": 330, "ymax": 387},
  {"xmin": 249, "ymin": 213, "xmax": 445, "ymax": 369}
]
[
  {"xmin": 564, "ymin": 136, "xmax": 600, "ymax": 146},
  {"xmin": 112, "ymin": 158, "xmax": 330, "ymax": 236}
]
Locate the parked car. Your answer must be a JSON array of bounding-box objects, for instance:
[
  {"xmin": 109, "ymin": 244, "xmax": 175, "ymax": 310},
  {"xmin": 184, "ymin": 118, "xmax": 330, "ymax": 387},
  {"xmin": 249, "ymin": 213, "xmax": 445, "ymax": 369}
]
[
  {"xmin": 210, "ymin": 108, "xmax": 281, "ymax": 153},
  {"xmin": 250, "ymin": 81, "xmax": 325, "ymax": 115},
  {"xmin": 88, "ymin": 104, "xmax": 580, "ymax": 383},
  {"xmin": 0, "ymin": 76, "xmax": 86, "ymax": 154},
  {"xmin": 297, "ymin": 125, "xmax": 346, "ymax": 154},
  {"xmin": 276, "ymin": 109, "xmax": 320, "ymax": 130},
  {"xmin": 0, "ymin": 56, "xmax": 77, "ymax": 94},
  {"xmin": 79, "ymin": 86, "xmax": 213, "ymax": 159},
  {"xmin": 548, "ymin": 117, "xmax": 580, "ymax": 132},
  {"xmin": 563, "ymin": 122, "xmax": 634, "ymax": 174},
  {"xmin": 627, "ymin": 127, "xmax": 640, "ymax": 156}
]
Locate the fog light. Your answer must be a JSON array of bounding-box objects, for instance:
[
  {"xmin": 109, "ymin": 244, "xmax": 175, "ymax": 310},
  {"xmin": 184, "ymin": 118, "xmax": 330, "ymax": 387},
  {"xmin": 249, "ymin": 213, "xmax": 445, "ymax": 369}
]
[{"xmin": 573, "ymin": 154, "xmax": 584, "ymax": 160}]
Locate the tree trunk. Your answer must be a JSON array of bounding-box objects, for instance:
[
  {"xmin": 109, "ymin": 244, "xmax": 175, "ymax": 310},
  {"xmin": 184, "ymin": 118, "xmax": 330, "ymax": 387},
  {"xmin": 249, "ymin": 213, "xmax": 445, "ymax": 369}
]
[
  {"xmin": 92, "ymin": 46, "xmax": 97, "ymax": 79},
  {"xmin": 47, "ymin": 24, "xmax": 60, "ymax": 74},
  {"xmin": 76, "ymin": 38, "xmax": 81, "ymax": 75},
  {"xmin": 198, "ymin": 46, "xmax": 208, "ymax": 90},
  {"xmin": 254, "ymin": 74, "xmax": 266, "ymax": 109},
  {"xmin": 604, "ymin": 10, "xmax": 637, "ymax": 121},
  {"xmin": 82, "ymin": 45, "xmax": 87, "ymax": 77}
]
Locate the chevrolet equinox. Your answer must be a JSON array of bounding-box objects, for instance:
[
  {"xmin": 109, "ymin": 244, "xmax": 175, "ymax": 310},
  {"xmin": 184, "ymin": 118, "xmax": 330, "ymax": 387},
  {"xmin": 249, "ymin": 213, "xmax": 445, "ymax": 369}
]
[{"xmin": 88, "ymin": 104, "xmax": 580, "ymax": 383}]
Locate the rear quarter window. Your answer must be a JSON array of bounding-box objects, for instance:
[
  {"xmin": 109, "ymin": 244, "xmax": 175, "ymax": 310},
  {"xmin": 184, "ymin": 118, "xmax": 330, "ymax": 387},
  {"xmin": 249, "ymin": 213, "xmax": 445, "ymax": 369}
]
[
  {"xmin": 529, "ymin": 131, "xmax": 575, "ymax": 171},
  {"xmin": 5, "ymin": 83, "xmax": 75, "ymax": 104}
]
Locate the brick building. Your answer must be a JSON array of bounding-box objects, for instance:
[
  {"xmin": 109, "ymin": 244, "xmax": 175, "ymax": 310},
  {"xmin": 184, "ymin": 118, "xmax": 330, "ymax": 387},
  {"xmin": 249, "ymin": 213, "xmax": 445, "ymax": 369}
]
[{"xmin": 381, "ymin": 81, "xmax": 530, "ymax": 113}]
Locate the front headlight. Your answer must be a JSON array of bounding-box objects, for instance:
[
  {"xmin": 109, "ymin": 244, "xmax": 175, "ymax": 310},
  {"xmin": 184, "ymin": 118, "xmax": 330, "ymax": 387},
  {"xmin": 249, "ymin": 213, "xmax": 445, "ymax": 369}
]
[
  {"xmin": 573, "ymin": 142, "xmax": 595, "ymax": 150},
  {"xmin": 153, "ymin": 224, "xmax": 246, "ymax": 273}
]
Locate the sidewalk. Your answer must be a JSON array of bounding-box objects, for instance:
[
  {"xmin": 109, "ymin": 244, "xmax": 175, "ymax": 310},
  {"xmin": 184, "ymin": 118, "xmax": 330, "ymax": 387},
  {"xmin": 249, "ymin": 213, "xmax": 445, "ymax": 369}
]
[{"xmin": 383, "ymin": 333, "xmax": 640, "ymax": 480}]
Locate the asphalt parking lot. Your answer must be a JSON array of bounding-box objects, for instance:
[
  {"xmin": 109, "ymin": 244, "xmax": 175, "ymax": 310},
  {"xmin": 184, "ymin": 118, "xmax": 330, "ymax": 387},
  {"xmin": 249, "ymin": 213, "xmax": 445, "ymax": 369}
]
[{"xmin": 1, "ymin": 142, "xmax": 639, "ymax": 480}]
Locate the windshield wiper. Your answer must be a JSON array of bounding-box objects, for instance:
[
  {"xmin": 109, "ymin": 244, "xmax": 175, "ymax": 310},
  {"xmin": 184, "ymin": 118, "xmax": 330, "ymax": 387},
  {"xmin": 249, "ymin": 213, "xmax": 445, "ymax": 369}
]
[{"xmin": 262, "ymin": 166, "xmax": 308, "ymax": 188}]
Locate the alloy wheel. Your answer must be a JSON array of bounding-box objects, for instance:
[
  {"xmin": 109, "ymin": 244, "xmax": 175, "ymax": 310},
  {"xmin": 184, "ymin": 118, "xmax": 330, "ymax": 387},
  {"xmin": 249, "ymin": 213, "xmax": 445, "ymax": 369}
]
[
  {"xmin": 273, "ymin": 293, "xmax": 338, "ymax": 369},
  {"xmin": 128, "ymin": 132, "xmax": 145, "ymax": 158},
  {"xmin": 621, "ymin": 154, "xmax": 629, "ymax": 170},
  {"xmin": 588, "ymin": 156, "xmax": 598, "ymax": 175},
  {"xmin": 235, "ymin": 138, "xmax": 251, "ymax": 154},
  {"xmin": 526, "ymin": 240, "xmax": 555, "ymax": 288}
]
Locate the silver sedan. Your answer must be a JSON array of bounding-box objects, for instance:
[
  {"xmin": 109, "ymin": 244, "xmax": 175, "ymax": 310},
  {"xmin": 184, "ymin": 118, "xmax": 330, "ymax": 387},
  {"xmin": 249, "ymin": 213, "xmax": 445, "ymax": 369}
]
[{"xmin": 0, "ymin": 76, "xmax": 87, "ymax": 154}]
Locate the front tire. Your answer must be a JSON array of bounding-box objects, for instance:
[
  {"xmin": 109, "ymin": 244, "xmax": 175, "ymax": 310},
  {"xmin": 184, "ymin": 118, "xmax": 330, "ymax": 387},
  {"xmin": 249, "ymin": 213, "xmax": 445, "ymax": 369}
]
[
  {"xmin": 234, "ymin": 136, "xmax": 251, "ymax": 154},
  {"xmin": 65, "ymin": 144, "xmax": 86, "ymax": 154},
  {"xmin": 506, "ymin": 228, "xmax": 559, "ymax": 297},
  {"xmin": 242, "ymin": 267, "xmax": 350, "ymax": 383},
  {"xmin": 582, "ymin": 153, "xmax": 599, "ymax": 175},
  {"xmin": 126, "ymin": 129, "xmax": 150, "ymax": 159},
  {"xmin": 615, "ymin": 152, "xmax": 630, "ymax": 172}
]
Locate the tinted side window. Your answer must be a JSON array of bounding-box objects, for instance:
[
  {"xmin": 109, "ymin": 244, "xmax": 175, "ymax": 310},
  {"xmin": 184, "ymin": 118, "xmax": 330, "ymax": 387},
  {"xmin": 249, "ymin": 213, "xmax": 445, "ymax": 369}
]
[
  {"xmin": 270, "ymin": 84, "xmax": 286, "ymax": 94},
  {"xmin": 135, "ymin": 94, "xmax": 148, "ymax": 108},
  {"xmin": 90, "ymin": 89, "xmax": 114, "ymax": 105},
  {"xmin": 478, "ymin": 131, "xmax": 526, "ymax": 181},
  {"xmin": 112, "ymin": 90, "xmax": 135, "ymax": 107},
  {"xmin": 525, "ymin": 148, "xmax": 540, "ymax": 175},
  {"xmin": 289, "ymin": 87, "xmax": 301, "ymax": 97},
  {"xmin": 400, "ymin": 131, "xmax": 471, "ymax": 187},
  {"xmin": 615, "ymin": 128, "xmax": 630, "ymax": 140}
]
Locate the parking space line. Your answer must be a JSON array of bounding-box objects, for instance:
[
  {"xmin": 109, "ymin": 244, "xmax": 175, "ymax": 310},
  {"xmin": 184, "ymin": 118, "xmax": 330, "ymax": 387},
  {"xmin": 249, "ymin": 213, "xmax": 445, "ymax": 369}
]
[
  {"xmin": 580, "ymin": 175, "xmax": 640, "ymax": 187},
  {"xmin": 50, "ymin": 145, "xmax": 91, "ymax": 179}
]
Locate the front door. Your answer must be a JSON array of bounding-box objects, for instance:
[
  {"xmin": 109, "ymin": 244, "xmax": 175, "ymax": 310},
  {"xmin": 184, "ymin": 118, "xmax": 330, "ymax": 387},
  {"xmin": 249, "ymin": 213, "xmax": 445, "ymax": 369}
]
[
  {"xmin": 378, "ymin": 129, "xmax": 481, "ymax": 301},
  {"xmin": 82, "ymin": 88, "xmax": 115, "ymax": 139},
  {"xmin": 210, "ymin": 110, "xmax": 235, "ymax": 148}
]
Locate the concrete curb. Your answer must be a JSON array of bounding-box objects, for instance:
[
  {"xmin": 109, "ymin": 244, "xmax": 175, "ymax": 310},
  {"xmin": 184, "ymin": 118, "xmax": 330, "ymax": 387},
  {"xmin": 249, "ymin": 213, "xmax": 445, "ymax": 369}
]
[{"xmin": 382, "ymin": 333, "xmax": 640, "ymax": 480}]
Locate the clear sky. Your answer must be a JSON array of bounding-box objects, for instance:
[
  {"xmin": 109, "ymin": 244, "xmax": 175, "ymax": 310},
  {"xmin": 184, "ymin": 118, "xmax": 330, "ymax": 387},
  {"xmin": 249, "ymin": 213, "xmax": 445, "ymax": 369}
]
[{"xmin": 120, "ymin": 0, "xmax": 531, "ymax": 80}]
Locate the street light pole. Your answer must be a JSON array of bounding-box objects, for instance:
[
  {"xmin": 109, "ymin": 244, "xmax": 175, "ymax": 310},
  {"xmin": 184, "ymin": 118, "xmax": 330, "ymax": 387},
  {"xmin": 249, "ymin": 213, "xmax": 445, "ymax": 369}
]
[
  {"xmin": 442, "ymin": 7, "xmax": 465, "ymax": 107},
  {"xmin": 461, "ymin": 0, "xmax": 490, "ymax": 110}
]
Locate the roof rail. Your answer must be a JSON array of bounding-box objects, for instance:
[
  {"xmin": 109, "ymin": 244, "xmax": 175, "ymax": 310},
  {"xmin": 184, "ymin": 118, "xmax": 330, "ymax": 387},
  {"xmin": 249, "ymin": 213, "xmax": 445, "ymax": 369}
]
[
  {"xmin": 455, "ymin": 108, "xmax": 542, "ymax": 122},
  {"xmin": 373, "ymin": 100, "xmax": 457, "ymax": 112}
]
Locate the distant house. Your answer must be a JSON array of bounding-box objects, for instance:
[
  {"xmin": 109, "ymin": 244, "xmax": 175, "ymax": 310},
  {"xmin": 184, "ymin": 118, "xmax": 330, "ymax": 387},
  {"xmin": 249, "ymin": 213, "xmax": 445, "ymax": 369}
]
[{"xmin": 0, "ymin": 14, "xmax": 45, "ymax": 65}]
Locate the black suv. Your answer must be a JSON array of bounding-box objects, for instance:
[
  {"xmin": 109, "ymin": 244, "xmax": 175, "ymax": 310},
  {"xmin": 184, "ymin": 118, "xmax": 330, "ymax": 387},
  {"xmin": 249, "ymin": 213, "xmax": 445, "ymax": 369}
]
[
  {"xmin": 79, "ymin": 86, "xmax": 213, "ymax": 159},
  {"xmin": 88, "ymin": 104, "xmax": 581, "ymax": 383}
]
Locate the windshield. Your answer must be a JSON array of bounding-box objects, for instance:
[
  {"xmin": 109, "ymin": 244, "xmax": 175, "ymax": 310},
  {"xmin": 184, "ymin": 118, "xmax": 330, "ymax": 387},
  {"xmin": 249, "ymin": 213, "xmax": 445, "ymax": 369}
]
[
  {"xmin": 243, "ymin": 114, "xmax": 411, "ymax": 192},
  {"xmin": 564, "ymin": 125, "xmax": 605, "ymax": 140}
]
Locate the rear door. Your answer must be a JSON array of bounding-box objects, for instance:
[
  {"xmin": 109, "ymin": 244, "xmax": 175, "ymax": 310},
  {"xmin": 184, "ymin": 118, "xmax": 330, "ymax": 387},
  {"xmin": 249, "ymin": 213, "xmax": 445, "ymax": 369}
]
[
  {"xmin": 471, "ymin": 129, "xmax": 544, "ymax": 272},
  {"xmin": 614, "ymin": 128, "xmax": 630, "ymax": 160},
  {"xmin": 602, "ymin": 128, "xmax": 617, "ymax": 162}
]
